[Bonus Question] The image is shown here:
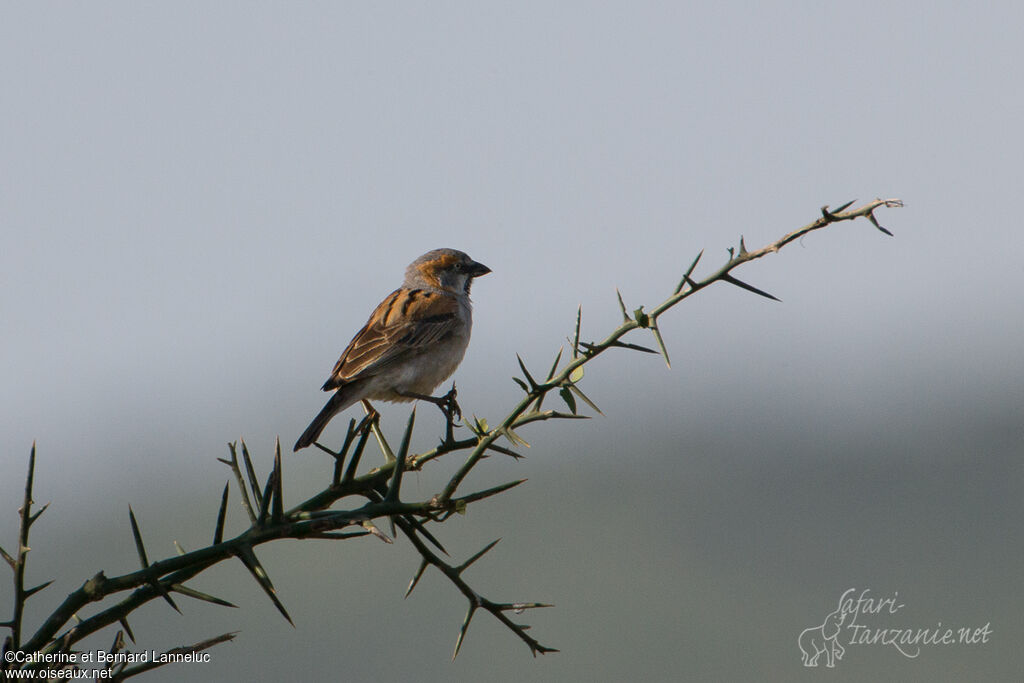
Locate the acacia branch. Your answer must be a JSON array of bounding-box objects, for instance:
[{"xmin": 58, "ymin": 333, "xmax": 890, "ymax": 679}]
[
  {"xmin": 397, "ymin": 519, "xmax": 556, "ymax": 658},
  {"xmin": 434, "ymin": 198, "xmax": 902, "ymax": 503},
  {"xmin": 5, "ymin": 198, "xmax": 900, "ymax": 670}
]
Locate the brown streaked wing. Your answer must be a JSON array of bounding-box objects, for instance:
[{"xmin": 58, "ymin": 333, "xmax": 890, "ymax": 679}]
[{"xmin": 321, "ymin": 289, "xmax": 460, "ymax": 390}]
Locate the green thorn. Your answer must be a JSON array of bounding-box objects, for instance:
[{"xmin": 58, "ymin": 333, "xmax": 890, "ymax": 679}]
[
  {"xmin": 559, "ymin": 386, "xmax": 577, "ymax": 414},
  {"xmin": 128, "ymin": 507, "xmax": 149, "ymax": 569},
  {"xmin": 457, "ymin": 538, "xmax": 501, "ymax": 573},
  {"xmin": 240, "ymin": 440, "xmax": 262, "ymax": 509},
  {"xmin": 616, "ymin": 288, "xmax": 629, "ymax": 322},
  {"xmin": 235, "ymin": 545, "xmax": 293, "ymax": 626},
  {"xmin": 651, "ymin": 324, "xmax": 671, "ymax": 369},
  {"xmin": 516, "ymin": 354, "xmax": 538, "ymax": 390},
  {"xmin": 214, "ymin": 482, "xmax": 230, "ymax": 545},
  {"xmin": 405, "ymin": 559, "xmax": 429, "ymax": 598},
  {"xmin": 453, "ymin": 605, "xmax": 477, "ymax": 660}
]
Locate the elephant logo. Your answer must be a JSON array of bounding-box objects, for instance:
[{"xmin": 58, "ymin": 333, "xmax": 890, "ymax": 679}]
[{"xmin": 798, "ymin": 608, "xmax": 846, "ymax": 668}]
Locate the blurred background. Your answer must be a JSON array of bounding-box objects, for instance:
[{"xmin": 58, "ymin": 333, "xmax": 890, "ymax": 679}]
[{"xmin": 2, "ymin": 3, "xmax": 1022, "ymax": 681}]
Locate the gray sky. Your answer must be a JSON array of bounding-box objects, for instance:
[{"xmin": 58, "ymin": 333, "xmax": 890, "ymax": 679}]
[{"xmin": 2, "ymin": 3, "xmax": 1022, "ymax": 681}]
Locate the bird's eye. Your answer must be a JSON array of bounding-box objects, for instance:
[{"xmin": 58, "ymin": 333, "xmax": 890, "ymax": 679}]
[{"xmin": 452, "ymin": 262, "xmax": 464, "ymax": 272}]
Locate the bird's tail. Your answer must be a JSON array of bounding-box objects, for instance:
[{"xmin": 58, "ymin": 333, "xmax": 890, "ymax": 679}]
[{"xmin": 294, "ymin": 387, "xmax": 358, "ymax": 451}]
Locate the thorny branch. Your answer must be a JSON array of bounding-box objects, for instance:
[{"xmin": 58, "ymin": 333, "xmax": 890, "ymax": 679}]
[{"xmin": 2, "ymin": 199, "xmax": 900, "ymax": 673}]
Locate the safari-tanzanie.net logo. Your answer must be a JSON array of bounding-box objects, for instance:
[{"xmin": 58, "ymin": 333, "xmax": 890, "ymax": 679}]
[{"xmin": 798, "ymin": 588, "xmax": 992, "ymax": 668}]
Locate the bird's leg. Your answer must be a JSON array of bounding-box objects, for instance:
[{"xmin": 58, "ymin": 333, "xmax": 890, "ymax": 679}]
[
  {"xmin": 438, "ymin": 384, "xmax": 461, "ymax": 424},
  {"xmin": 438, "ymin": 384, "xmax": 461, "ymax": 445},
  {"xmin": 397, "ymin": 385, "xmax": 462, "ymax": 441}
]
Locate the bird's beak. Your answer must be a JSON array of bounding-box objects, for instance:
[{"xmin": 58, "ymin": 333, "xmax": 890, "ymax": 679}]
[{"xmin": 468, "ymin": 261, "xmax": 492, "ymax": 277}]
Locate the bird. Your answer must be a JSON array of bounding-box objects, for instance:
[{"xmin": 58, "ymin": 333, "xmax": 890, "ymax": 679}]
[{"xmin": 294, "ymin": 248, "xmax": 491, "ymax": 451}]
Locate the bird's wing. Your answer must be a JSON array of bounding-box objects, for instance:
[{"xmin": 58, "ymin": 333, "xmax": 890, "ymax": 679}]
[{"xmin": 321, "ymin": 288, "xmax": 460, "ymax": 390}]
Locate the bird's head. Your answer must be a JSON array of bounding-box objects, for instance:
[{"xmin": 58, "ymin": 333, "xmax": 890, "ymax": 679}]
[{"xmin": 406, "ymin": 249, "xmax": 491, "ymax": 294}]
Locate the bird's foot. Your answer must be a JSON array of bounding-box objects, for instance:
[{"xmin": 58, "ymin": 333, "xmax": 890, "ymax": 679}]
[
  {"xmin": 437, "ymin": 385, "xmax": 463, "ymax": 445},
  {"xmin": 437, "ymin": 385, "xmax": 462, "ymax": 424},
  {"xmin": 397, "ymin": 386, "xmax": 462, "ymax": 443}
]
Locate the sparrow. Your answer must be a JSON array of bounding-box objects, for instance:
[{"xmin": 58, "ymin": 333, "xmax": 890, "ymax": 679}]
[{"xmin": 294, "ymin": 248, "xmax": 491, "ymax": 451}]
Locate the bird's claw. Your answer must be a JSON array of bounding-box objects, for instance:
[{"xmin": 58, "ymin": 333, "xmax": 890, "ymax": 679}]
[
  {"xmin": 436, "ymin": 385, "xmax": 463, "ymax": 446},
  {"xmin": 440, "ymin": 386, "xmax": 462, "ymax": 423}
]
